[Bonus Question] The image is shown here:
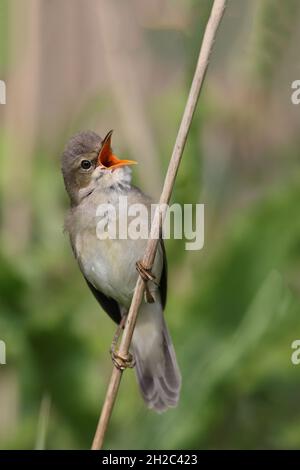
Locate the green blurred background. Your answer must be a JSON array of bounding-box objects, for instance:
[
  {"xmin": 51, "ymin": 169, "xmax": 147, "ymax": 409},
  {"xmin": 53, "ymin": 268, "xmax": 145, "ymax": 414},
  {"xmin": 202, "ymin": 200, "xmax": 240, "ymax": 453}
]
[{"xmin": 1, "ymin": 0, "xmax": 300, "ymax": 449}]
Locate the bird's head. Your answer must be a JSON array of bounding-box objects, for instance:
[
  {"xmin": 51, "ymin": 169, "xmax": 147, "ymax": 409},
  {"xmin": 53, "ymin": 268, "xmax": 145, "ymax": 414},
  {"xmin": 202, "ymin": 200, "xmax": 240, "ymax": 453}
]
[{"xmin": 61, "ymin": 130, "xmax": 136, "ymax": 205}]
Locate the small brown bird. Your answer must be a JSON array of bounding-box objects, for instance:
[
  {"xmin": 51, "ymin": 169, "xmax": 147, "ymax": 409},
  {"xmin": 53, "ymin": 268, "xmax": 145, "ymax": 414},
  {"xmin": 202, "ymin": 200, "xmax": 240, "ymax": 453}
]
[{"xmin": 61, "ymin": 130, "xmax": 181, "ymax": 412}]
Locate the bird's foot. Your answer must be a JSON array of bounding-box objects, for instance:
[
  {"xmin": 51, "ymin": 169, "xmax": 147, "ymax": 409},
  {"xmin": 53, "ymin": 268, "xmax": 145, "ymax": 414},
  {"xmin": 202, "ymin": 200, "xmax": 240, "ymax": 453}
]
[
  {"xmin": 136, "ymin": 260, "xmax": 158, "ymax": 303},
  {"xmin": 109, "ymin": 315, "xmax": 127, "ymax": 356},
  {"xmin": 111, "ymin": 350, "xmax": 135, "ymax": 371},
  {"xmin": 110, "ymin": 316, "xmax": 135, "ymax": 370},
  {"xmin": 136, "ymin": 260, "xmax": 156, "ymax": 282}
]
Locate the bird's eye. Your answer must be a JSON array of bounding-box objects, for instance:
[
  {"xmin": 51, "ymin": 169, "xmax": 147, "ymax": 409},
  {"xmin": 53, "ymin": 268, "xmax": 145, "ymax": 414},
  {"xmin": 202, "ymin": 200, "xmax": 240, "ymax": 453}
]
[{"xmin": 81, "ymin": 159, "xmax": 92, "ymax": 170}]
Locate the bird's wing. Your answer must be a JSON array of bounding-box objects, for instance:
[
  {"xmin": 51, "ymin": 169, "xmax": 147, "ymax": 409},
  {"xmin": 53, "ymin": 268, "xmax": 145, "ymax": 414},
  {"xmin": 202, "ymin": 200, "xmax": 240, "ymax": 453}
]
[
  {"xmin": 159, "ymin": 239, "xmax": 168, "ymax": 310},
  {"xmin": 84, "ymin": 276, "xmax": 122, "ymax": 324},
  {"xmin": 68, "ymin": 230, "xmax": 122, "ymax": 323}
]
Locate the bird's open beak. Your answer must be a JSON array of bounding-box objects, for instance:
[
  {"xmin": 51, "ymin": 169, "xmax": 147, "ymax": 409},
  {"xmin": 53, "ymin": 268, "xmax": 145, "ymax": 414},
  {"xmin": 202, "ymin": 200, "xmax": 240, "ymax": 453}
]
[{"xmin": 97, "ymin": 130, "xmax": 137, "ymax": 169}]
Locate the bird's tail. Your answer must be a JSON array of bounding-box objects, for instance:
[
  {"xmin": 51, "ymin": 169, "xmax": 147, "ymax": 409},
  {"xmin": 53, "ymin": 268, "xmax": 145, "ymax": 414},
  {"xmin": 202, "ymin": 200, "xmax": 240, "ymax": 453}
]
[{"xmin": 131, "ymin": 298, "xmax": 181, "ymax": 413}]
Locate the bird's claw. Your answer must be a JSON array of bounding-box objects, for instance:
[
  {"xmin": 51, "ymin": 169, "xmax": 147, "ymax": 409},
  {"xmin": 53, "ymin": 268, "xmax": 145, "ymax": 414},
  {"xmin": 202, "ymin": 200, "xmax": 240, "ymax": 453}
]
[
  {"xmin": 136, "ymin": 261, "xmax": 156, "ymax": 283},
  {"xmin": 110, "ymin": 315, "xmax": 135, "ymax": 370},
  {"xmin": 111, "ymin": 350, "xmax": 135, "ymax": 371},
  {"xmin": 136, "ymin": 261, "xmax": 158, "ymax": 303}
]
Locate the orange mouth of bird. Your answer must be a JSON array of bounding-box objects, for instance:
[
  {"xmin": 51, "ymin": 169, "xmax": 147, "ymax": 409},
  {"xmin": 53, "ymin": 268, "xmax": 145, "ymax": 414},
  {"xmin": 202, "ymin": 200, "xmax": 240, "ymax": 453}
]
[{"xmin": 97, "ymin": 130, "xmax": 137, "ymax": 169}]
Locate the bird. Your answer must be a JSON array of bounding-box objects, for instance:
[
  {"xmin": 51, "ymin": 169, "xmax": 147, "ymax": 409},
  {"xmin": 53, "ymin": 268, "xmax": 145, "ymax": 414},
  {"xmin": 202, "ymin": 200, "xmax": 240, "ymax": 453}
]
[{"xmin": 61, "ymin": 130, "xmax": 181, "ymax": 412}]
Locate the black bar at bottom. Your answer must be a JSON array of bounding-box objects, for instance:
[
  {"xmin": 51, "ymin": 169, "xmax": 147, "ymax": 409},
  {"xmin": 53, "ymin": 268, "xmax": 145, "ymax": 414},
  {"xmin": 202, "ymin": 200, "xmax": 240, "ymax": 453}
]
[{"xmin": 0, "ymin": 450, "xmax": 298, "ymax": 466}]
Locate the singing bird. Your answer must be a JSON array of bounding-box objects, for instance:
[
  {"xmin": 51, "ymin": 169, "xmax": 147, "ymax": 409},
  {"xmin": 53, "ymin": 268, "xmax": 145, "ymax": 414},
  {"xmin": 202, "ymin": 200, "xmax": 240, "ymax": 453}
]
[{"xmin": 61, "ymin": 130, "xmax": 181, "ymax": 412}]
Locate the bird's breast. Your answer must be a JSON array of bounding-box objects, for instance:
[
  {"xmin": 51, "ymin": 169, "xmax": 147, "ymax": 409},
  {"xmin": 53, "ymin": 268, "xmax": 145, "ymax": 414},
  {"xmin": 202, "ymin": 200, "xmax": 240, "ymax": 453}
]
[{"xmin": 71, "ymin": 189, "xmax": 163, "ymax": 308}]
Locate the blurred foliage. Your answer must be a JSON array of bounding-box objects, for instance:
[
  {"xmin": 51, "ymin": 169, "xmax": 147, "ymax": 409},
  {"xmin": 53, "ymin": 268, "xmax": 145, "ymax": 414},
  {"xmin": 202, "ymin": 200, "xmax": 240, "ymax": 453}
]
[
  {"xmin": 251, "ymin": 0, "xmax": 300, "ymax": 90},
  {"xmin": 0, "ymin": 0, "xmax": 9, "ymax": 70},
  {"xmin": 0, "ymin": 0, "xmax": 300, "ymax": 450}
]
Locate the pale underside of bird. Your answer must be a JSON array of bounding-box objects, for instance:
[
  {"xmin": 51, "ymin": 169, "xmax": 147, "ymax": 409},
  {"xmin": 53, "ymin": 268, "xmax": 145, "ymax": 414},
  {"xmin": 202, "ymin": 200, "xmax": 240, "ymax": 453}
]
[{"xmin": 61, "ymin": 130, "xmax": 181, "ymax": 412}]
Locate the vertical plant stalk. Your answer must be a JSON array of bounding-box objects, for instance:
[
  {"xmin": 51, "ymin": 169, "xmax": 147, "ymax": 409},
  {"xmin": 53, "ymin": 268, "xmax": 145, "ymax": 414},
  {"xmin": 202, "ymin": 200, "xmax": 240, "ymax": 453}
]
[
  {"xmin": 91, "ymin": 0, "xmax": 227, "ymax": 451},
  {"xmin": 98, "ymin": 0, "xmax": 163, "ymax": 197},
  {"xmin": 35, "ymin": 394, "xmax": 51, "ymax": 450}
]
